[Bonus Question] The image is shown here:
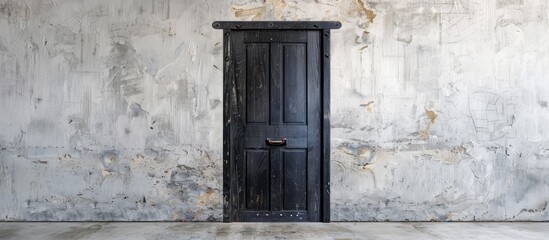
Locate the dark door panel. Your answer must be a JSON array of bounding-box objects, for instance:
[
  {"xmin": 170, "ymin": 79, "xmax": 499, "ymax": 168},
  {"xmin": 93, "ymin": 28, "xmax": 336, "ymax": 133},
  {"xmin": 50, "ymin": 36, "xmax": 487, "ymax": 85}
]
[
  {"xmin": 245, "ymin": 43, "xmax": 270, "ymax": 124},
  {"xmin": 282, "ymin": 149, "xmax": 307, "ymax": 210},
  {"xmin": 216, "ymin": 21, "xmax": 338, "ymax": 222},
  {"xmin": 231, "ymin": 30, "xmax": 320, "ymax": 222},
  {"xmin": 283, "ymin": 44, "xmax": 307, "ymax": 124}
]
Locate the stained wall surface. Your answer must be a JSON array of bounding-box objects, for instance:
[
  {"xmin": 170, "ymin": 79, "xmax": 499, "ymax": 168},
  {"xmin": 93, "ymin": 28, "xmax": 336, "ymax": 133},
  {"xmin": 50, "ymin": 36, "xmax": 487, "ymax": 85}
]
[{"xmin": 0, "ymin": 0, "xmax": 548, "ymax": 221}]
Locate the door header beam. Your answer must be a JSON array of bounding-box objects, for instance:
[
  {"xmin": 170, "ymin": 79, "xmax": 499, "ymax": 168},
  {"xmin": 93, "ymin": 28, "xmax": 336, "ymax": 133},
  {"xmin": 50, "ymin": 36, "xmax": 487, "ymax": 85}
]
[{"xmin": 212, "ymin": 21, "xmax": 341, "ymax": 30}]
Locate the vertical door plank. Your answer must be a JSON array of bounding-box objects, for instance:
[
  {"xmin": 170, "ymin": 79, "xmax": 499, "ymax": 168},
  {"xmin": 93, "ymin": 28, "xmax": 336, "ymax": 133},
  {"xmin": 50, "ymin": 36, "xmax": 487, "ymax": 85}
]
[
  {"xmin": 232, "ymin": 31, "xmax": 247, "ymax": 219},
  {"xmin": 306, "ymin": 31, "xmax": 322, "ymax": 222},
  {"xmin": 321, "ymin": 29, "xmax": 332, "ymax": 223},
  {"xmin": 223, "ymin": 29, "xmax": 232, "ymax": 222}
]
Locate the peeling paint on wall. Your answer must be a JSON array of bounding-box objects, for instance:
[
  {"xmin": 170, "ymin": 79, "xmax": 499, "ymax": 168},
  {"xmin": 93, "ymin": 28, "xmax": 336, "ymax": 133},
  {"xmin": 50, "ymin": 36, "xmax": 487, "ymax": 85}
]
[{"xmin": 1, "ymin": 0, "xmax": 549, "ymax": 221}]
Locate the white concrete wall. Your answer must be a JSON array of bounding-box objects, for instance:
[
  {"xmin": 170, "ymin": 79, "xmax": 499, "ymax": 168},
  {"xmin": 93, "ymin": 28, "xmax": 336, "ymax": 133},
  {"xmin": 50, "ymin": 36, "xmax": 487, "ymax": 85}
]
[{"xmin": 0, "ymin": 0, "xmax": 548, "ymax": 221}]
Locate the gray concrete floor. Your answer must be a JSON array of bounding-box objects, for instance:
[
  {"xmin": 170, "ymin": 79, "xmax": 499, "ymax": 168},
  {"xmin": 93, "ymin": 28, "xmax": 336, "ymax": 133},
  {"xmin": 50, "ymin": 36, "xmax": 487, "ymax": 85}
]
[{"xmin": 0, "ymin": 222, "xmax": 548, "ymax": 240}]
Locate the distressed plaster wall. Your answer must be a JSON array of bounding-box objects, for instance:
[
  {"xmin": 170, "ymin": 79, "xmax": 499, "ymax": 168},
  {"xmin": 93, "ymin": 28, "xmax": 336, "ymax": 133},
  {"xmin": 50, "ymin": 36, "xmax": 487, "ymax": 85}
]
[{"xmin": 0, "ymin": 0, "xmax": 548, "ymax": 221}]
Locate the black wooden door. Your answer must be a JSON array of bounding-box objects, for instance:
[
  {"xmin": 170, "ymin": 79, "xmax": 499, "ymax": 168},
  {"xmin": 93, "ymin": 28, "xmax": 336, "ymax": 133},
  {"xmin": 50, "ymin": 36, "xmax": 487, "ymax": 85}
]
[
  {"xmin": 215, "ymin": 21, "xmax": 340, "ymax": 222},
  {"xmin": 232, "ymin": 30, "xmax": 321, "ymax": 222}
]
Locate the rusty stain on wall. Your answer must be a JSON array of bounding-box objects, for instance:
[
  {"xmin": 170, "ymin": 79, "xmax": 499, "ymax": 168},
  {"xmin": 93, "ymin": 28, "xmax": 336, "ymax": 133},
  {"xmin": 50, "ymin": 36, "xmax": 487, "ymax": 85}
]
[
  {"xmin": 232, "ymin": 6, "xmax": 266, "ymax": 20},
  {"xmin": 360, "ymin": 101, "xmax": 374, "ymax": 113},
  {"xmin": 419, "ymin": 108, "xmax": 438, "ymax": 139},
  {"xmin": 1, "ymin": 0, "xmax": 549, "ymax": 222},
  {"xmin": 356, "ymin": 0, "xmax": 376, "ymax": 23},
  {"xmin": 265, "ymin": 0, "xmax": 286, "ymax": 20},
  {"xmin": 425, "ymin": 110, "xmax": 437, "ymax": 124}
]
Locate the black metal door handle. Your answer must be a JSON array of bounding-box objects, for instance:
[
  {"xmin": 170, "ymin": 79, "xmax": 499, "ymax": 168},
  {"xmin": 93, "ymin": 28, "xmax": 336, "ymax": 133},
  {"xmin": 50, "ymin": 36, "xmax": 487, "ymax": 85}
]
[{"xmin": 265, "ymin": 138, "xmax": 287, "ymax": 146}]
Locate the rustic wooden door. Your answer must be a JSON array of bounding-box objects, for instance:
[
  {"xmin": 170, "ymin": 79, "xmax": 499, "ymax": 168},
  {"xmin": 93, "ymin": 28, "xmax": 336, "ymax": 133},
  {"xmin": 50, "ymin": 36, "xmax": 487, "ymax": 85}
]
[{"xmin": 214, "ymin": 21, "xmax": 340, "ymax": 222}]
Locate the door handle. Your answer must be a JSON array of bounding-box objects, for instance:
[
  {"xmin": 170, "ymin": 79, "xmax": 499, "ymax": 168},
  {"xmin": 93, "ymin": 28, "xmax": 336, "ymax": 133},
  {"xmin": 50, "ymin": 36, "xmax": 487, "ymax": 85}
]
[{"xmin": 265, "ymin": 138, "xmax": 287, "ymax": 146}]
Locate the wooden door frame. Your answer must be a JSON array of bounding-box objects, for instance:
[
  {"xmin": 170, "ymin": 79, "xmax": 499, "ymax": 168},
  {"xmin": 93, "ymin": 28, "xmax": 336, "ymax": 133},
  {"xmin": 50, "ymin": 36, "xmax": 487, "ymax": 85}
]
[{"xmin": 213, "ymin": 21, "xmax": 340, "ymax": 223}]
